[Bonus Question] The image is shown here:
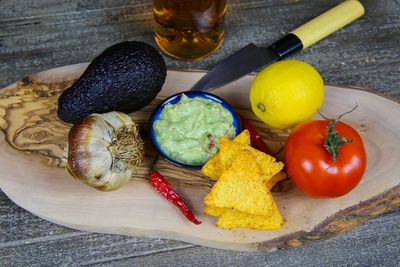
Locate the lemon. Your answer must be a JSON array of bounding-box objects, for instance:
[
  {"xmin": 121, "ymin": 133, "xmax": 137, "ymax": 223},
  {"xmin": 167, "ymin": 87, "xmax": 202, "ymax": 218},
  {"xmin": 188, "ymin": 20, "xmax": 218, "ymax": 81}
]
[{"xmin": 249, "ymin": 60, "xmax": 324, "ymax": 129}]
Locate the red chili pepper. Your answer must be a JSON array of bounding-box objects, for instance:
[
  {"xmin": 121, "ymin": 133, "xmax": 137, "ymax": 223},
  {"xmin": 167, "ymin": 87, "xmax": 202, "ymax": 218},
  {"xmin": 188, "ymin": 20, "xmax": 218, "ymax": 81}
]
[
  {"xmin": 238, "ymin": 113, "xmax": 272, "ymax": 155},
  {"xmin": 149, "ymin": 170, "xmax": 202, "ymax": 225}
]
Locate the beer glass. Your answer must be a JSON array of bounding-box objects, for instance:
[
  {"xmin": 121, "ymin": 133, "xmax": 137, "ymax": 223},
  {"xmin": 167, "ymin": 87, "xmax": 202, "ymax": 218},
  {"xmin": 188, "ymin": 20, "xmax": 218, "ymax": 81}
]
[{"xmin": 153, "ymin": 0, "xmax": 227, "ymax": 61}]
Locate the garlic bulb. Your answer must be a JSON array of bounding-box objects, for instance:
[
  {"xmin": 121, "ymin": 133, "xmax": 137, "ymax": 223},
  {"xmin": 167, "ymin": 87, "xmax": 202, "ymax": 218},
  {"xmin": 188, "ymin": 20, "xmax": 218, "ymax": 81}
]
[{"xmin": 67, "ymin": 111, "xmax": 144, "ymax": 191}]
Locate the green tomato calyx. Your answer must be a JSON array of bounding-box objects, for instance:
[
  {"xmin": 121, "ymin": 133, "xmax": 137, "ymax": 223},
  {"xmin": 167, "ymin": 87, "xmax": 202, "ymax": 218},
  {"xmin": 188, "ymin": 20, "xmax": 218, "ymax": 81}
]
[{"xmin": 320, "ymin": 105, "xmax": 358, "ymax": 162}]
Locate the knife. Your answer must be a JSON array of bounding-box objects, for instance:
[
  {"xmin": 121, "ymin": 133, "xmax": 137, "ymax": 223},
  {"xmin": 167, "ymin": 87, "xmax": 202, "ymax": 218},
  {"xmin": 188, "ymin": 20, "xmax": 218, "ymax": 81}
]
[{"xmin": 191, "ymin": 0, "xmax": 364, "ymax": 92}]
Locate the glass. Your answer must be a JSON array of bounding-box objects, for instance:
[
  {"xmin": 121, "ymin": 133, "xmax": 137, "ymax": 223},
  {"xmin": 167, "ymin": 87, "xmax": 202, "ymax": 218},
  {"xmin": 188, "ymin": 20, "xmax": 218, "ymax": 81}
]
[{"xmin": 153, "ymin": 0, "xmax": 227, "ymax": 61}]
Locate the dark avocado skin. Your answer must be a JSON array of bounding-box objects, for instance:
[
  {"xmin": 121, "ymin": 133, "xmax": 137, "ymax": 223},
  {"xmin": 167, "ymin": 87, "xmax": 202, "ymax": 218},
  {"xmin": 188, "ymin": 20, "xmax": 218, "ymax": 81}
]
[{"xmin": 57, "ymin": 41, "xmax": 167, "ymax": 123}]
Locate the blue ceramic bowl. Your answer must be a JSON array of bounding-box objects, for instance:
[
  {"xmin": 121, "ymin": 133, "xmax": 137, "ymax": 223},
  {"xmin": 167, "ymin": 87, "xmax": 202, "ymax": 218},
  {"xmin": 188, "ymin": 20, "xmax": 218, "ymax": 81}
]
[{"xmin": 149, "ymin": 91, "xmax": 242, "ymax": 168}]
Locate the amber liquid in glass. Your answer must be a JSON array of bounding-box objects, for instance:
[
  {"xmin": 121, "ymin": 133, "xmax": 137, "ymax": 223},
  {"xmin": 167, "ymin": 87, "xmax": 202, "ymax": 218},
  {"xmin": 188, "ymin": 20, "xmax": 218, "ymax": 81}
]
[{"xmin": 153, "ymin": 0, "xmax": 227, "ymax": 61}]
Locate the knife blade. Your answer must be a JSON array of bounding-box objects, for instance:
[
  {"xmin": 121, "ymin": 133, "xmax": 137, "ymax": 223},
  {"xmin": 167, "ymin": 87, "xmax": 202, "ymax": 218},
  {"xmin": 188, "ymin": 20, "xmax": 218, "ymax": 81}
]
[
  {"xmin": 191, "ymin": 0, "xmax": 365, "ymax": 92},
  {"xmin": 190, "ymin": 44, "xmax": 279, "ymax": 92}
]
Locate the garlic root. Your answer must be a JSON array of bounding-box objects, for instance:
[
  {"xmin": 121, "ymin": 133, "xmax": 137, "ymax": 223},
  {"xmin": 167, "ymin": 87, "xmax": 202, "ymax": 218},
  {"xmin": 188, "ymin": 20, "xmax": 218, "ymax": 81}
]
[{"xmin": 67, "ymin": 111, "xmax": 144, "ymax": 191}]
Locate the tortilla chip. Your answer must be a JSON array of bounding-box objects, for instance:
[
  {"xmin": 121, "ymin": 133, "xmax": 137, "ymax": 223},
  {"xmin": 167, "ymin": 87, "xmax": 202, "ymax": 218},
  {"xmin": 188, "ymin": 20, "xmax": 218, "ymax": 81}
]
[
  {"xmin": 266, "ymin": 171, "xmax": 287, "ymax": 190},
  {"xmin": 204, "ymin": 205, "xmax": 227, "ymax": 217},
  {"xmin": 231, "ymin": 129, "xmax": 251, "ymax": 146},
  {"xmin": 201, "ymin": 130, "xmax": 251, "ymax": 180},
  {"xmin": 201, "ymin": 155, "xmax": 223, "ymax": 180},
  {"xmin": 251, "ymin": 149, "xmax": 284, "ymax": 181},
  {"xmin": 204, "ymin": 151, "xmax": 274, "ymax": 216},
  {"xmin": 202, "ymin": 130, "xmax": 285, "ymax": 230},
  {"xmin": 216, "ymin": 200, "xmax": 283, "ymax": 230},
  {"xmin": 218, "ymin": 139, "xmax": 244, "ymax": 171},
  {"xmin": 218, "ymin": 141, "xmax": 283, "ymax": 182}
]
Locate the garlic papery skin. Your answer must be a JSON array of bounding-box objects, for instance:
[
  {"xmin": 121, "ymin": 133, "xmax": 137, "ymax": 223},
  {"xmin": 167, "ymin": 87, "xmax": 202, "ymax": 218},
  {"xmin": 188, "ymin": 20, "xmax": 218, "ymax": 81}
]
[{"xmin": 67, "ymin": 111, "xmax": 144, "ymax": 191}]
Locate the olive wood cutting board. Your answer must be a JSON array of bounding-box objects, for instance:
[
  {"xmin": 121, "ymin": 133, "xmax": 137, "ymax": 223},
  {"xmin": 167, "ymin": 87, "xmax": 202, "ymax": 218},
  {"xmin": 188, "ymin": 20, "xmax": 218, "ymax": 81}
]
[{"xmin": 1, "ymin": 63, "xmax": 399, "ymax": 251}]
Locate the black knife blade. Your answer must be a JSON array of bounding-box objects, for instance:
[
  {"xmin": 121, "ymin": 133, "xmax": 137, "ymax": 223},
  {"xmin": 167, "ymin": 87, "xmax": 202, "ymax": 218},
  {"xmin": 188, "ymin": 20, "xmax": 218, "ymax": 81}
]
[{"xmin": 190, "ymin": 44, "xmax": 279, "ymax": 92}]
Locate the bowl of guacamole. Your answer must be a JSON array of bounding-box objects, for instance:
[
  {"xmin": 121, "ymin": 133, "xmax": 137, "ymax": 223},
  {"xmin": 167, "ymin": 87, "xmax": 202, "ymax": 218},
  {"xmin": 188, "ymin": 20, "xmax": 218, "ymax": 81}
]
[{"xmin": 149, "ymin": 91, "xmax": 241, "ymax": 168}]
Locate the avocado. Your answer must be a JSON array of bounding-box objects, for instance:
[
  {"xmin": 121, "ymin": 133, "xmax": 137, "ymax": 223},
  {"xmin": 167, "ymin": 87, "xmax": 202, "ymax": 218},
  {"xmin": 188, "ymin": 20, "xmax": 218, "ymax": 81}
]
[{"xmin": 57, "ymin": 41, "xmax": 167, "ymax": 123}]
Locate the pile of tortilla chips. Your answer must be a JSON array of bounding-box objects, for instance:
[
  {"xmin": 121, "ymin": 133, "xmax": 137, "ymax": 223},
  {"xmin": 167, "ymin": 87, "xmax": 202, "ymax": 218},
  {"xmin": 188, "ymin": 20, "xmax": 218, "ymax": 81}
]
[{"xmin": 201, "ymin": 130, "xmax": 285, "ymax": 230}]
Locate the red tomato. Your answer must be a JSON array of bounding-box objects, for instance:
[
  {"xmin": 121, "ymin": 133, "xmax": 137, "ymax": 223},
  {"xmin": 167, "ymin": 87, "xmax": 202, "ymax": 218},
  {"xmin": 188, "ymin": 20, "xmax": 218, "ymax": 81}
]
[{"xmin": 284, "ymin": 119, "xmax": 366, "ymax": 198}]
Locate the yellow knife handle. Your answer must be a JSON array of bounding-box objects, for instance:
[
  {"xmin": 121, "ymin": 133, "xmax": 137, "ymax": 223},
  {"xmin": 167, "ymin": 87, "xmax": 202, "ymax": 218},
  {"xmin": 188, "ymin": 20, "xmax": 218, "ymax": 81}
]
[
  {"xmin": 269, "ymin": 0, "xmax": 365, "ymax": 58},
  {"xmin": 291, "ymin": 0, "xmax": 365, "ymax": 49}
]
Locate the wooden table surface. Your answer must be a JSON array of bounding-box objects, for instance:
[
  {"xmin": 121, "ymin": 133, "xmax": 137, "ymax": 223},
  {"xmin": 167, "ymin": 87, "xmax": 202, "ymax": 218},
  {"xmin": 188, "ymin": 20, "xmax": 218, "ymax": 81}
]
[{"xmin": 1, "ymin": 0, "xmax": 400, "ymax": 265}]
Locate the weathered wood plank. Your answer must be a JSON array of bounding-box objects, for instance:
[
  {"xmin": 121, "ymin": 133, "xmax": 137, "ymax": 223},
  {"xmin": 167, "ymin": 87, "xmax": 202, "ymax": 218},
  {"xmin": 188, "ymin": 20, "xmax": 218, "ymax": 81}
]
[
  {"xmin": 0, "ymin": 192, "xmax": 196, "ymax": 266},
  {"xmin": 1, "ymin": 0, "xmax": 400, "ymax": 265},
  {"xmin": 0, "ymin": 193, "xmax": 78, "ymax": 243},
  {"xmin": 90, "ymin": 207, "xmax": 400, "ymax": 266},
  {"xmin": 2, "ymin": 183, "xmax": 399, "ymax": 266},
  {"xmin": 1, "ymin": 0, "xmax": 399, "ymax": 96},
  {"xmin": 0, "ymin": 231, "xmax": 195, "ymax": 266},
  {"xmin": 1, "ymin": 206, "xmax": 400, "ymax": 266}
]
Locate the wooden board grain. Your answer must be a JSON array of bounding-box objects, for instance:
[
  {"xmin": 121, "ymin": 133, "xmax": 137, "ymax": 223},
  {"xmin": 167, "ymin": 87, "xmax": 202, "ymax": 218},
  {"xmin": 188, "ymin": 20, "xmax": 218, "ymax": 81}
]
[{"xmin": 0, "ymin": 64, "xmax": 399, "ymax": 251}]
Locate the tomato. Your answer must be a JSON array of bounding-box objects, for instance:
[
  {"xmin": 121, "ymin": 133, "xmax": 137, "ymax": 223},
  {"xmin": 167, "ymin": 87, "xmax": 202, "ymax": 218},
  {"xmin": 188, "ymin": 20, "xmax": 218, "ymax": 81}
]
[{"xmin": 284, "ymin": 119, "xmax": 366, "ymax": 198}]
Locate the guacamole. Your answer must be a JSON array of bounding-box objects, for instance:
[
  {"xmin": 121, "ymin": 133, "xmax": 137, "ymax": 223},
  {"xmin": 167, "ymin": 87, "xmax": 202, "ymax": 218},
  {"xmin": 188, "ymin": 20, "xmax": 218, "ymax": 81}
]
[{"xmin": 153, "ymin": 94, "xmax": 235, "ymax": 165}]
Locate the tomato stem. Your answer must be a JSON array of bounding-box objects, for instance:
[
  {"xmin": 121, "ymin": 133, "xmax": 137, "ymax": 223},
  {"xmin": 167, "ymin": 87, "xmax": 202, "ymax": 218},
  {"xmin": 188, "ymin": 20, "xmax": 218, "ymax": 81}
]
[{"xmin": 319, "ymin": 104, "xmax": 358, "ymax": 162}]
